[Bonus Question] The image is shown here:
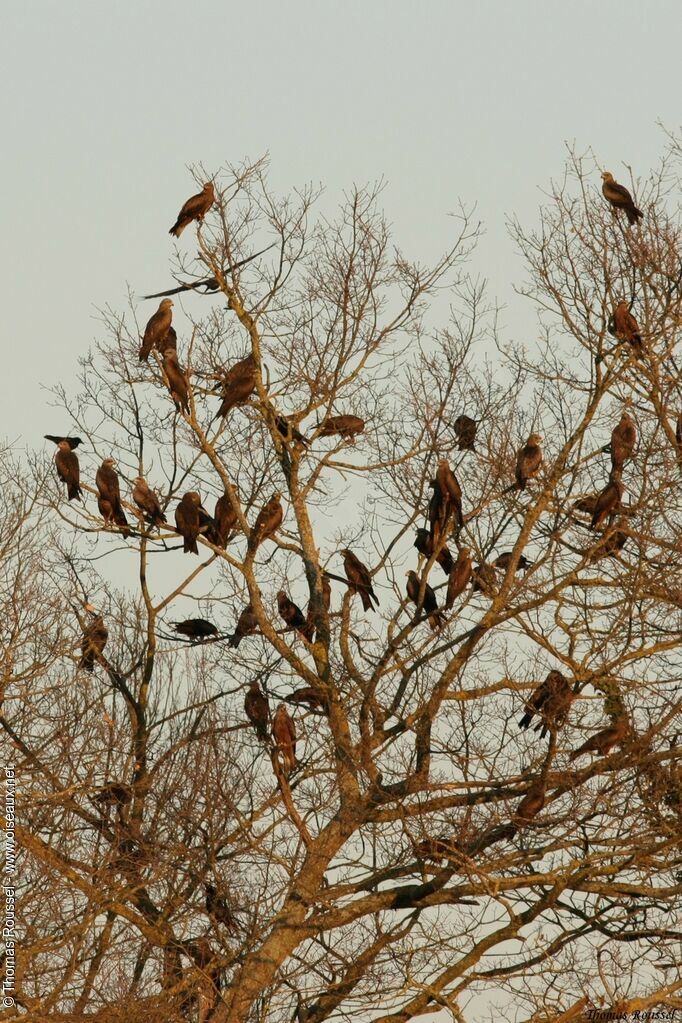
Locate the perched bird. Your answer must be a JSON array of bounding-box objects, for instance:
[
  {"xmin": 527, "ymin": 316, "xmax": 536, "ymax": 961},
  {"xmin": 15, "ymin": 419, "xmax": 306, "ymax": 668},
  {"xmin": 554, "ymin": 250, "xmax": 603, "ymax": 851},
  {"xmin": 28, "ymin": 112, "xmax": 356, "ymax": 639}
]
[
  {"xmin": 93, "ymin": 783, "xmax": 132, "ymax": 809},
  {"xmin": 214, "ymin": 491, "xmax": 239, "ymax": 547},
  {"xmin": 162, "ymin": 348, "xmax": 190, "ymax": 414},
  {"xmin": 96, "ymin": 458, "xmax": 130, "ymax": 536},
  {"xmin": 272, "ymin": 704, "xmax": 297, "ymax": 775},
  {"xmin": 275, "ymin": 414, "xmax": 307, "ymax": 446},
  {"xmin": 493, "ymin": 551, "xmax": 534, "ymax": 572},
  {"xmin": 414, "ymin": 527, "xmax": 454, "ymax": 575},
  {"xmin": 436, "ymin": 459, "xmax": 464, "ymax": 530},
  {"xmin": 216, "ymin": 353, "xmax": 257, "ymax": 418},
  {"xmin": 609, "ymin": 411, "xmax": 637, "ymax": 471},
  {"xmin": 197, "ymin": 503, "xmax": 221, "ymax": 546},
  {"xmin": 54, "ymin": 439, "xmax": 82, "ymax": 501},
  {"xmin": 427, "ymin": 479, "xmax": 447, "ymax": 542},
  {"xmin": 169, "ymin": 181, "xmax": 215, "ymax": 238},
  {"xmin": 139, "ymin": 299, "xmax": 174, "ymax": 362},
  {"xmin": 515, "ymin": 434, "xmax": 543, "ymax": 490},
  {"xmin": 143, "ymin": 245, "xmax": 274, "ymax": 299},
  {"xmin": 287, "ymin": 686, "xmax": 327, "ymax": 712},
  {"xmin": 175, "ymin": 492, "xmax": 203, "ymax": 554},
  {"xmin": 601, "ymin": 171, "xmax": 643, "ymax": 225},
  {"xmin": 452, "ymin": 414, "xmax": 477, "ymax": 451},
  {"xmin": 573, "ymin": 494, "xmax": 598, "ymax": 516},
  {"xmin": 44, "ymin": 434, "xmax": 83, "ymax": 450},
  {"xmin": 340, "ymin": 549, "xmax": 379, "ymax": 612},
  {"xmin": 414, "ymin": 836, "xmax": 463, "ymax": 862},
  {"xmin": 132, "ymin": 476, "xmax": 166, "ymax": 526},
  {"xmin": 519, "ymin": 670, "xmax": 573, "ymax": 737},
  {"xmin": 204, "ymin": 882, "xmax": 238, "ymax": 932},
  {"xmin": 244, "ymin": 679, "xmax": 270, "ymax": 741},
  {"xmin": 446, "ymin": 547, "xmax": 473, "ymax": 609},
  {"xmin": 406, "ymin": 570, "xmax": 444, "ymax": 631},
  {"xmin": 471, "ymin": 563, "xmax": 497, "ymax": 596},
  {"xmin": 79, "ymin": 608, "xmax": 108, "ymax": 673},
  {"xmin": 249, "ymin": 493, "xmax": 283, "ymax": 550},
  {"xmin": 588, "ymin": 521, "xmax": 629, "ymax": 561},
  {"xmin": 515, "ymin": 782, "xmax": 546, "ymax": 821},
  {"xmin": 569, "ymin": 717, "xmax": 629, "ymax": 761},
  {"xmin": 612, "ymin": 302, "xmax": 644, "ymax": 358},
  {"xmin": 590, "ymin": 470, "xmax": 623, "ymax": 530},
  {"xmin": 277, "ymin": 591, "xmax": 313, "ymax": 641},
  {"xmin": 171, "ymin": 619, "xmax": 218, "ymax": 641},
  {"xmin": 229, "ymin": 604, "xmax": 258, "ymax": 648},
  {"xmin": 318, "ymin": 414, "xmax": 365, "ymax": 440}
]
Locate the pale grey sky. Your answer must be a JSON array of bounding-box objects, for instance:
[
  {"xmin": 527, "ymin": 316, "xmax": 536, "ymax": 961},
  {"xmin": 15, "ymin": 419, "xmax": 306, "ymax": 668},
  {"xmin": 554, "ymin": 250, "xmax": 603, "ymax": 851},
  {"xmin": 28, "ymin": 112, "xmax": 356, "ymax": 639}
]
[{"xmin": 3, "ymin": 1, "xmax": 680, "ymax": 452}]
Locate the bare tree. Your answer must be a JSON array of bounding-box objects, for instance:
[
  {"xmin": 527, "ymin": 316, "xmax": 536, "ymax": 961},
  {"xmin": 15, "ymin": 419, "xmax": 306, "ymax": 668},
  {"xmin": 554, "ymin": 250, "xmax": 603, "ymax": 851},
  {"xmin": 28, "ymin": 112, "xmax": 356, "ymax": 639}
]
[{"xmin": 5, "ymin": 144, "xmax": 682, "ymax": 1022}]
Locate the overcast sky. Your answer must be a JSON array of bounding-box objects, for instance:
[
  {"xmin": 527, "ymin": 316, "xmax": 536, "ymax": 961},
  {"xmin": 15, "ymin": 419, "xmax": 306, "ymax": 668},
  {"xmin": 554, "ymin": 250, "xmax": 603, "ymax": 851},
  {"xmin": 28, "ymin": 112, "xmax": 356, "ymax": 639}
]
[{"xmin": 3, "ymin": 0, "xmax": 680, "ymax": 454}]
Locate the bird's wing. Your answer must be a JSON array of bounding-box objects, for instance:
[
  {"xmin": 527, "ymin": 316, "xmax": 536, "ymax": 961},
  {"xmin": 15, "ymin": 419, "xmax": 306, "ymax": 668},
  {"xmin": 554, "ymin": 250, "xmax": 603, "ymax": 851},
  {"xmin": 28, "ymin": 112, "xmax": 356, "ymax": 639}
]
[{"xmin": 141, "ymin": 244, "xmax": 275, "ymax": 300}]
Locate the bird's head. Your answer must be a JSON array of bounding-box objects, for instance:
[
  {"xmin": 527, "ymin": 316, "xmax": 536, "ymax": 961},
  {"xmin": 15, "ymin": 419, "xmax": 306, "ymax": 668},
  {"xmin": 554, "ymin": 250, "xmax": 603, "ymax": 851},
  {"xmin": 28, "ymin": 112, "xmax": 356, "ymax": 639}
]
[
  {"xmin": 459, "ymin": 547, "xmax": 471, "ymax": 557},
  {"xmin": 102, "ymin": 457, "xmax": 116, "ymax": 468},
  {"xmin": 160, "ymin": 298, "xmax": 174, "ymax": 310},
  {"xmin": 601, "ymin": 171, "xmax": 613, "ymax": 183},
  {"xmin": 528, "ymin": 433, "xmax": 543, "ymax": 445}
]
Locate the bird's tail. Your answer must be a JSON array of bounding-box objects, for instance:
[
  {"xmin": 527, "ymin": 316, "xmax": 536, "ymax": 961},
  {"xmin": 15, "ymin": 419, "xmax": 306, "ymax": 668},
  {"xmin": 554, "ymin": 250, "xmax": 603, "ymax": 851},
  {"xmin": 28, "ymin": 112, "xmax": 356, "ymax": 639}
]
[
  {"xmin": 626, "ymin": 207, "xmax": 643, "ymax": 225},
  {"xmin": 68, "ymin": 484, "xmax": 83, "ymax": 502},
  {"xmin": 169, "ymin": 220, "xmax": 187, "ymax": 238},
  {"xmin": 518, "ymin": 713, "xmax": 532, "ymax": 730}
]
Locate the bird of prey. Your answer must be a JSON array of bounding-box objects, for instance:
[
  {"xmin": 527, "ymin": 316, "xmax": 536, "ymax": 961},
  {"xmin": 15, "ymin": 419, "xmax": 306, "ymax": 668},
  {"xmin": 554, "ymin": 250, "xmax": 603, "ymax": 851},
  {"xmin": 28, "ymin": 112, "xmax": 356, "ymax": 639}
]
[
  {"xmin": 518, "ymin": 670, "xmax": 573, "ymax": 737},
  {"xmin": 277, "ymin": 591, "xmax": 313, "ymax": 641},
  {"xmin": 588, "ymin": 521, "xmax": 629, "ymax": 561},
  {"xmin": 287, "ymin": 686, "xmax": 327, "ymax": 712},
  {"xmin": 132, "ymin": 476, "xmax": 166, "ymax": 526},
  {"xmin": 139, "ymin": 299, "xmax": 174, "ymax": 362},
  {"xmin": 414, "ymin": 527, "xmax": 454, "ymax": 575},
  {"xmin": 217, "ymin": 353, "xmax": 257, "ymax": 418},
  {"xmin": 214, "ymin": 491, "xmax": 238, "ymax": 547},
  {"xmin": 272, "ymin": 704, "xmax": 297, "ymax": 775},
  {"xmin": 340, "ymin": 549, "xmax": 379, "ymax": 611},
  {"xmin": 162, "ymin": 348, "xmax": 190, "ymax": 413},
  {"xmin": 590, "ymin": 470, "xmax": 623, "ymax": 530},
  {"xmin": 54, "ymin": 439, "xmax": 82, "ymax": 501},
  {"xmin": 244, "ymin": 679, "xmax": 270, "ymax": 740},
  {"xmin": 248, "ymin": 493, "xmax": 283, "ymax": 550},
  {"xmin": 601, "ymin": 171, "xmax": 643, "ymax": 225},
  {"xmin": 175, "ymin": 492, "xmax": 203, "ymax": 554},
  {"xmin": 427, "ymin": 479, "xmax": 447, "ymax": 542},
  {"xmin": 169, "ymin": 181, "xmax": 215, "ymax": 238},
  {"xmin": 204, "ymin": 882, "xmax": 238, "ymax": 932},
  {"xmin": 96, "ymin": 459, "xmax": 130, "ymax": 536},
  {"xmin": 446, "ymin": 547, "xmax": 473, "ymax": 609},
  {"xmin": 471, "ymin": 562, "xmax": 497, "ymax": 596},
  {"xmin": 452, "ymin": 414, "xmax": 477, "ymax": 451},
  {"xmin": 436, "ymin": 458, "xmax": 464, "ymax": 530},
  {"xmin": 515, "ymin": 434, "xmax": 543, "ymax": 490},
  {"xmin": 493, "ymin": 551, "xmax": 534, "ymax": 572},
  {"xmin": 609, "ymin": 411, "xmax": 636, "ymax": 471},
  {"xmin": 44, "ymin": 434, "xmax": 83, "ymax": 450},
  {"xmin": 612, "ymin": 302, "xmax": 644, "ymax": 358},
  {"xmin": 93, "ymin": 783, "xmax": 132, "ymax": 809},
  {"xmin": 414, "ymin": 836, "xmax": 463, "ymax": 863},
  {"xmin": 171, "ymin": 619, "xmax": 218, "ymax": 641},
  {"xmin": 79, "ymin": 608, "xmax": 108, "ymax": 673},
  {"xmin": 275, "ymin": 414, "xmax": 308, "ymax": 446},
  {"xmin": 318, "ymin": 414, "xmax": 365, "ymax": 440},
  {"xmin": 515, "ymin": 782, "xmax": 546, "ymax": 821},
  {"xmin": 406, "ymin": 570, "xmax": 444, "ymax": 631},
  {"xmin": 142, "ymin": 244, "xmax": 275, "ymax": 299},
  {"xmin": 569, "ymin": 717, "xmax": 629, "ymax": 761},
  {"xmin": 229, "ymin": 604, "xmax": 258, "ymax": 648}
]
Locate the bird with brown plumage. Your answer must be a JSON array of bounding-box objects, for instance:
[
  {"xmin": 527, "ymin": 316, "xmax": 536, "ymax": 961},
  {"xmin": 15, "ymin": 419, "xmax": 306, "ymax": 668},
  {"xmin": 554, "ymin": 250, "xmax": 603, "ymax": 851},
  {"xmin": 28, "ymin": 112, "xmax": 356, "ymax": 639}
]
[
  {"xmin": 272, "ymin": 704, "xmax": 297, "ymax": 775},
  {"xmin": 452, "ymin": 414, "xmax": 477, "ymax": 451},
  {"xmin": 171, "ymin": 619, "xmax": 218, "ymax": 641},
  {"xmin": 518, "ymin": 670, "xmax": 573, "ymax": 738},
  {"xmin": 249, "ymin": 493, "xmax": 283, "ymax": 551},
  {"xmin": 446, "ymin": 548, "xmax": 472, "ymax": 609},
  {"xmin": 427, "ymin": 479, "xmax": 447, "ymax": 543},
  {"xmin": 515, "ymin": 781, "xmax": 546, "ymax": 821},
  {"xmin": 244, "ymin": 679, "xmax": 270, "ymax": 741},
  {"xmin": 340, "ymin": 549, "xmax": 379, "ymax": 611},
  {"xmin": 139, "ymin": 299, "xmax": 174, "ymax": 362},
  {"xmin": 588, "ymin": 521, "xmax": 629, "ymax": 561},
  {"xmin": 609, "ymin": 411, "xmax": 637, "ymax": 471},
  {"xmin": 54, "ymin": 439, "xmax": 82, "ymax": 501},
  {"xmin": 601, "ymin": 171, "xmax": 643, "ymax": 225},
  {"xmin": 287, "ymin": 686, "xmax": 327, "ymax": 712},
  {"xmin": 493, "ymin": 551, "xmax": 534, "ymax": 572},
  {"xmin": 217, "ymin": 353, "xmax": 257, "ymax": 418},
  {"xmin": 229, "ymin": 604, "xmax": 258, "ymax": 648},
  {"xmin": 79, "ymin": 607, "xmax": 108, "ymax": 673},
  {"xmin": 515, "ymin": 434, "xmax": 543, "ymax": 490},
  {"xmin": 275, "ymin": 414, "xmax": 308, "ymax": 446},
  {"xmin": 93, "ymin": 783, "xmax": 132, "ymax": 810},
  {"xmin": 169, "ymin": 181, "xmax": 215, "ymax": 238},
  {"xmin": 414, "ymin": 527, "xmax": 454, "ymax": 575},
  {"xmin": 318, "ymin": 414, "xmax": 365, "ymax": 440},
  {"xmin": 132, "ymin": 476, "xmax": 166, "ymax": 527},
  {"xmin": 175, "ymin": 492, "xmax": 203, "ymax": 554},
  {"xmin": 590, "ymin": 470, "xmax": 623, "ymax": 530},
  {"xmin": 45, "ymin": 434, "xmax": 83, "ymax": 449},
  {"xmin": 213, "ymin": 491, "xmax": 238, "ymax": 548},
  {"xmin": 204, "ymin": 882, "xmax": 238, "ymax": 933},
  {"xmin": 406, "ymin": 570, "xmax": 444, "ymax": 631},
  {"xmin": 96, "ymin": 459, "xmax": 130, "ymax": 537},
  {"xmin": 471, "ymin": 562, "xmax": 497, "ymax": 596},
  {"xmin": 612, "ymin": 302, "xmax": 644, "ymax": 358},
  {"xmin": 277, "ymin": 590, "xmax": 313, "ymax": 641},
  {"xmin": 436, "ymin": 458, "xmax": 464, "ymax": 531},
  {"xmin": 162, "ymin": 348, "xmax": 190, "ymax": 414},
  {"xmin": 569, "ymin": 717, "xmax": 629, "ymax": 761}
]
